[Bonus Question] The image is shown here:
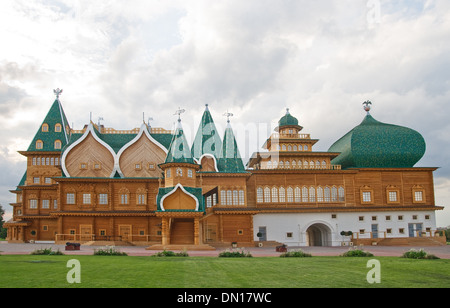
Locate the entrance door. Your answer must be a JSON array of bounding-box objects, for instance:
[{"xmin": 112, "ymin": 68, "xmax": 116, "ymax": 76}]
[
  {"xmin": 258, "ymin": 227, "xmax": 267, "ymax": 241},
  {"xmin": 119, "ymin": 225, "xmax": 132, "ymax": 241},
  {"xmin": 371, "ymin": 224, "xmax": 378, "ymax": 239},
  {"xmin": 80, "ymin": 225, "xmax": 93, "ymax": 241},
  {"xmin": 409, "ymin": 223, "xmax": 423, "ymax": 237},
  {"xmin": 206, "ymin": 224, "xmax": 217, "ymax": 242}
]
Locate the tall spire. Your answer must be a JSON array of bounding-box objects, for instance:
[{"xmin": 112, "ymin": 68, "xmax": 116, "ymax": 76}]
[
  {"xmin": 191, "ymin": 104, "xmax": 222, "ymax": 160},
  {"xmin": 165, "ymin": 108, "xmax": 195, "ymax": 164},
  {"xmin": 218, "ymin": 113, "xmax": 245, "ymax": 173},
  {"xmin": 27, "ymin": 90, "xmax": 70, "ymax": 152}
]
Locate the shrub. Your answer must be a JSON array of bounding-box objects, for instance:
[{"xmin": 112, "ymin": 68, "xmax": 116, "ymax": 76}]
[
  {"xmin": 218, "ymin": 249, "xmax": 252, "ymax": 258},
  {"xmin": 280, "ymin": 249, "xmax": 312, "ymax": 258},
  {"xmin": 340, "ymin": 248, "xmax": 374, "ymax": 257},
  {"xmin": 30, "ymin": 248, "xmax": 64, "ymax": 255},
  {"xmin": 93, "ymin": 246, "xmax": 128, "ymax": 256},
  {"xmin": 401, "ymin": 249, "xmax": 440, "ymax": 260},
  {"xmin": 152, "ymin": 250, "xmax": 189, "ymax": 257}
]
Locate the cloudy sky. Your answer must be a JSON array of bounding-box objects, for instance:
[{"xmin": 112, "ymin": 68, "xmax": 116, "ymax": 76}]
[{"xmin": 1, "ymin": 0, "xmax": 450, "ymax": 226}]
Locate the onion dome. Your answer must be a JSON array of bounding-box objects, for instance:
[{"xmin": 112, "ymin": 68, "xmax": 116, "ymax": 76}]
[
  {"xmin": 328, "ymin": 102, "xmax": 426, "ymax": 169},
  {"xmin": 275, "ymin": 108, "xmax": 303, "ymax": 132}
]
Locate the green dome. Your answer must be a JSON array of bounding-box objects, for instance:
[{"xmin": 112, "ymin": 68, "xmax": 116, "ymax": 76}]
[
  {"xmin": 328, "ymin": 114, "xmax": 426, "ymax": 169},
  {"xmin": 278, "ymin": 111, "xmax": 299, "ymax": 127}
]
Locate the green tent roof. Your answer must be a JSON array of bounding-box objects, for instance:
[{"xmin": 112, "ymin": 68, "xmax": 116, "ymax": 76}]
[
  {"xmin": 218, "ymin": 122, "xmax": 246, "ymax": 173},
  {"xmin": 165, "ymin": 120, "xmax": 196, "ymax": 164},
  {"xmin": 27, "ymin": 99, "xmax": 70, "ymax": 152},
  {"xmin": 191, "ymin": 105, "xmax": 222, "ymax": 160},
  {"xmin": 328, "ymin": 113, "xmax": 426, "ymax": 169}
]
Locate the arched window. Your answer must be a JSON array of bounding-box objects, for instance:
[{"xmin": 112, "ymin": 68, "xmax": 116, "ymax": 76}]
[
  {"xmin": 257, "ymin": 187, "xmax": 263, "ymax": 203},
  {"xmin": 322, "ymin": 160, "xmax": 327, "ymax": 169},
  {"xmin": 227, "ymin": 190, "xmax": 233, "ymax": 205},
  {"xmin": 264, "ymin": 187, "xmax": 271, "ymax": 203},
  {"xmin": 279, "ymin": 161, "xmax": 284, "ymax": 168},
  {"xmin": 239, "ymin": 190, "xmax": 245, "ymax": 205},
  {"xmin": 299, "ymin": 145, "xmax": 303, "ymax": 151},
  {"xmin": 316, "ymin": 160, "xmax": 321, "ymax": 168},
  {"xmin": 288, "ymin": 145, "xmax": 292, "ymax": 151},
  {"xmin": 294, "ymin": 187, "xmax": 301, "ymax": 202},
  {"xmin": 36, "ymin": 140, "xmax": 43, "ymax": 150},
  {"xmin": 221, "ymin": 190, "xmax": 227, "ymax": 205},
  {"xmin": 303, "ymin": 161, "xmax": 308, "ymax": 169},
  {"xmin": 331, "ymin": 187, "xmax": 338, "ymax": 202},
  {"xmin": 285, "ymin": 161, "xmax": 290, "ymax": 169},
  {"xmin": 304, "ymin": 145, "xmax": 308, "ymax": 151},
  {"xmin": 310, "ymin": 161, "xmax": 314, "ymax": 168},
  {"xmin": 279, "ymin": 187, "xmax": 286, "ymax": 203},
  {"xmin": 176, "ymin": 168, "xmax": 183, "ymax": 177},
  {"xmin": 287, "ymin": 187, "xmax": 294, "ymax": 203},
  {"xmin": 302, "ymin": 187, "xmax": 308, "ymax": 202},
  {"xmin": 282, "ymin": 145, "xmax": 287, "ymax": 151},
  {"xmin": 55, "ymin": 123, "xmax": 62, "ymax": 132},
  {"xmin": 54, "ymin": 140, "xmax": 62, "ymax": 149},
  {"xmin": 338, "ymin": 186, "xmax": 345, "ymax": 202},
  {"xmin": 317, "ymin": 186, "xmax": 324, "ymax": 202},
  {"xmin": 233, "ymin": 190, "xmax": 239, "ymax": 205},
  {"xmin": 271, "ymin": 187, "xmax": 278, "ymax": 203},
  {"xmin": 42, "ymin": 124, "xmax": 49, "ymax": 132},
  {"xmin": 292, "ymin": 160, "xmax": 296, "ymax": 168},
  {"xmin": 324, "ymin": 187, "xmax": 331, "ymax": 202},
  {"xmin": 293, "ymin": 145, "xmax": 297, "ymax": 151},
  {"xmin": 309, "ymin": 187, "xmax": 316, "ymax": 202}
]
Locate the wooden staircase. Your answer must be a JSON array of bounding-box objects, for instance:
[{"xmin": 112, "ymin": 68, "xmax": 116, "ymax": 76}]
[
  {"xmin": 377, "ymin": 237, "xmax": 446, "ymax": 247},
  {"xmin": 170, "ymin": 219, "xmax": 194, "ymax": 245}
]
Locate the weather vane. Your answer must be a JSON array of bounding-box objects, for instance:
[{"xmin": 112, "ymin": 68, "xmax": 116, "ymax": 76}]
[
  {"xmin": 54, "ymin": 88, "xmax": 63, "ymax": 99},
  {"xmin": 363, "ymin": 100, "xmax": 372, "ymax": 113},
  {"xmin": 174, "ymin": 107, "xmax": 185, "ymax": 122},
  {"xmin": 223, "ymin": 110, "xmax": 234, "ymax": 123}
]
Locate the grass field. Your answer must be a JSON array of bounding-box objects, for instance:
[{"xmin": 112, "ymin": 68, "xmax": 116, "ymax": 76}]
[{"xmin": 0, "ymin": 255, "xmax": 449, "ymax": 288}]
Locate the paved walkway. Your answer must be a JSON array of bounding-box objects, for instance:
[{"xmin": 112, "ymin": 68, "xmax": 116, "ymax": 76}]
[{"xmin": 1, "ymin": 242, "xmax": 450, "ymax": 258}]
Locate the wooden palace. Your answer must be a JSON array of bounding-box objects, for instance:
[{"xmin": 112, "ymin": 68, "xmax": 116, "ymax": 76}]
[{"xmin": 5, "ymin": 92, "xmax": 446, "ymax": 247}]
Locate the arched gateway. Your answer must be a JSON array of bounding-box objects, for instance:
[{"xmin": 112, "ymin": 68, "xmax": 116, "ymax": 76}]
[{"xmin": 306, "ymin": 223, "xmax": 333, "ymax": 247}]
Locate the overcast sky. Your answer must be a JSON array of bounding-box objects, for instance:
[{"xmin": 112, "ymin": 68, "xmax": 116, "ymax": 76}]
[{"xmin": 1, "ymin": 0, "xmax": 449, "ymax": 226}]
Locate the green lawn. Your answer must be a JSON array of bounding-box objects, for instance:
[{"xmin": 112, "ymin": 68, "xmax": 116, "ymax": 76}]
[{"xmin": 0, "ymin": 255, "xmax": 449, "ymax": 288}]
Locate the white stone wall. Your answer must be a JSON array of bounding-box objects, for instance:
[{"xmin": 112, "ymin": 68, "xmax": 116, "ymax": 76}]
[{"xmin": 253, "ymin": 211, "xmax": 437, "ymax": 247}]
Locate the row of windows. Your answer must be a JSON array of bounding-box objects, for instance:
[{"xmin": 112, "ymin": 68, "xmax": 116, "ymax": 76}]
[
  {"xmin": 66, "ymin": 193, "xmax": 147, "ymax": 205},
  {"xmin": 257, "ymin": 186, "xmax": 345, "ymax": 203},
  {"xmin": 220, "ymin": 190, "xmax": 245, "ymax": 206},
  {"xmin": 361, "ymin": 189, "xmax": 425, "ymax": 203},
  {"xmin": 357, "ymin": 214, "xmax": 431, "ymax": 222},
  {"xmin": 29, "ymin": 199, "xmax": 58, "ymax": 209},
  {"xmin": 42, "ymin": 123, "xmax": 64, "ymax": 133},
  {"xmin": 266, "ymin": 160, "xmax": 328, "ymax": 169},
  {"xmin": 166, "ymin": 168, "xmax": 194, "ymax": 178},
  {"xmin": 35, "ymin": 140, "xmax": 62, "ymax": 150},
  {"xmin": 32, "ymin": 156, "xmax": 60, "ymax": 166},
  {"xmin": 275, "ymin": 144, "xmax": 310, "ymax": 152}
]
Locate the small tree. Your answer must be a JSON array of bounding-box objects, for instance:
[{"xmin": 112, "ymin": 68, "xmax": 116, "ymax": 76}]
[{"xmin": 0, "ymin": 204, "xmax": 7, "ymax": 239}]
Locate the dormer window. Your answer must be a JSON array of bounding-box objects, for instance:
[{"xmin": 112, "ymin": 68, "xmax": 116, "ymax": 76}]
[
  {"xmin": 54, "ymin": 140, "xmax": 62, "ymax": 149},
  {"xmin": 55, "ymin": 123, "xmax": 62, "ymax": 132},
  {"xmin": 42, "ymin": 124, "xmax": 49, "ymax": 132},
  {"xmin": 36, "ymin": 140, "xmax": 43, "ymax": 149}
]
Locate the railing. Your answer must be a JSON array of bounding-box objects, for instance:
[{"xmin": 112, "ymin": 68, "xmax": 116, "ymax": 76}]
[
  {"xmin": 271, "ymin": 133, "xmax": 311, "ymax": 139},
  {"xmin": 55, "ymin": 234, "xmax": 159, "ymax": 242},
  {"xmin": 352, "ymin": 230, "xmax": 444, "ymax": 240},
  {"xmin": 263, "ymin": 164, "xmax": 342, "ymax": 170}
]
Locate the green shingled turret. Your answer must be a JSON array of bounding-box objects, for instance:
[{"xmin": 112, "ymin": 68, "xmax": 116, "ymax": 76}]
[
  {"xmin": 218, "ymin": 119, "xmax": 246, "ymax": 173},
  {"xmin": 27, "ymin": 93, "xmax": 70, "ymax": 152}
]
